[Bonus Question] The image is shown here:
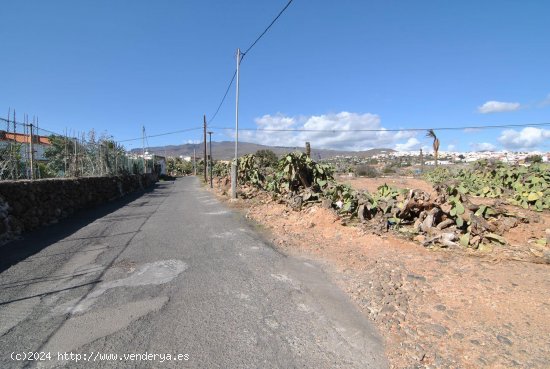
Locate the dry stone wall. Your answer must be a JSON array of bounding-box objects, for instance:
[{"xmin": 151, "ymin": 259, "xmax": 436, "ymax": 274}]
[{"xmin": 0, "ymin": 174, "xmax": 157, "ymax": 243}]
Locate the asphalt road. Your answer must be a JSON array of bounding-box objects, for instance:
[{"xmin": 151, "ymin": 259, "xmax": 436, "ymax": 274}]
[{"xmin": 0, "ymin": 177, "xmax": 387, "ymax": 368}]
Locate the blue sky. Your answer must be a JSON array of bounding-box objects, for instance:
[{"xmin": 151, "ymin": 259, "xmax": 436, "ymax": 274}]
[{"xmin": 2, "ymin": 0, "xmax": 549, "ymax": 152}]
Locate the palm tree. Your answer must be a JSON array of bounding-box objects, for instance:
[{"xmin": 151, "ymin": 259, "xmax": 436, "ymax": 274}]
[{"xmin": 426, "ymin": 129, "xmax": 440, "ymax": 167}]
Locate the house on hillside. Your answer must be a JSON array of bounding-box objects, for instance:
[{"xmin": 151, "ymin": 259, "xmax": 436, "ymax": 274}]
[{"xmin": 0, "ymin": 130, "xmax": 51, "ymax": 161}]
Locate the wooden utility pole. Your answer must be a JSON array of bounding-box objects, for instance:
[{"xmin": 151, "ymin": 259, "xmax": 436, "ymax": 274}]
[
  {"xmin": 193, "ymin": 148, "xmax": 196, "ymax": 175},
  {"xmin": 208, "ymin": 131, "xmax": 214, "ymax": 188},
  {"xmin": 203, "ymin": 115, "xmax": 207, "ymax": 182},
  {"xmin": 29, "ymin": 123, "xmax": 35, "ymax": 180},
  {"xmin": 305, "ymin": 142, "xmax": 311, "ymax": 158},
  {"xmin": 13, "ymin": 110, "xmax": 18, "ymax": 179}
]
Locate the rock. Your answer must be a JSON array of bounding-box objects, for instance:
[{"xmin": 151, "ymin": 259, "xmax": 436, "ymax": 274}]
[
  {"xmin": 406, "ymin": 273, "xmax": 427, "ymax": 282},
  {"xmin": 429, "ymin": 323, "xmax": 449, "ymax": 337},
  {"xmin": 321, "ymin": 198, "xmax": 332, "ymax": 209},
  {"xmin": 413, "ymin": 234, "xmax": 426, "ymax": 243},
  {"xmin": 380, "ymin": 304, "xmax": 397, "ymax": 314},
  {"xmin": 452, "ymin": 332, "xmax": 464, "ymax": 340},
  {"xmin": 496, "ymin": 334, "xmax": 513, "ymax": 346},
  {"xmin": 434, "ymin": 304, "xmax": 447, "ymax": 311}
]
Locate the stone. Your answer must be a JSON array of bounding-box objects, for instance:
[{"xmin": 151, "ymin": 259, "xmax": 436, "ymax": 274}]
[
  {"xmin": 452, "ymin": 332, "xmax": 464, "ymax": 340},
  {"xmin": 406, "ymin": 273, "xmax": 426, "ymax": 282},
  {"xmin": 496, "ymin": 334, "xmax": 513, "ymax": 346},
  {"xmin": 321, "ymin": 198, "xmax": 332, "ymax": 209},
  {"xmin": 0, "ymin": 174, "xmax": 157, "ymax": 241},
  {"xmin": 413, "ymin": 234, "xmax": 426, "ymax": 243},
  {"xmin": 429, "ymin": 323, "xmax": 449, "ymax": 337}
]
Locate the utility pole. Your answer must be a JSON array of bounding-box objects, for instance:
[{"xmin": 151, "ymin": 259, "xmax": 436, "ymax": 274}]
[
  {"xmin": 29, "ymin": 123, "xmax": 35, "ymax": 180},
  {"xmin": 13, "ymin": 110, "xmax": 18, "ymax": 179},
  {"xmin": 74, "ymin": 134, "xmax": 78, "ymax": 177},
  {"xmin": 208, "ymin": 131, "xmax": 213, "ymax": 188},
  {"xmin": 142, "ymin": 126, "xmax": 146, "ymax": 174},
  {"xmin": 231, "ymin": 48, "xmax": 241, "ymax": 199},
  {"xmin": 64, "ymin": 128, "xmax": 68, "ymax": 177},
  {"xmin": 203, "ymin": 115, "xmax": 207, "ymax": 182},
  {"xmin": 193, "ymin": 147, "xmax": 196, "ymax": 175}
]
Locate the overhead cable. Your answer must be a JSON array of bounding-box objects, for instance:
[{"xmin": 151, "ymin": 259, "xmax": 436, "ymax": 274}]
[{"xmin": 209, "ymin": 122, "xmax": 550, "ymax": 133}]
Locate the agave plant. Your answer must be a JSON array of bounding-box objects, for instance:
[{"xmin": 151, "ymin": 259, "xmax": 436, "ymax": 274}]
[{"xmin": 426, "ymin": 129, "xmax": 440, "ymax": 167}]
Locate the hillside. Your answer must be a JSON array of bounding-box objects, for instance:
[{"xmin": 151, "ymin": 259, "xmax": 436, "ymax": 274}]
[{"xmin": 131, "ymin": 141, "xmax": 395, "ymax": 160}]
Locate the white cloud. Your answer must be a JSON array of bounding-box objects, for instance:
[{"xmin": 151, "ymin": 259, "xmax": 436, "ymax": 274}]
[
  {"xmin": 240, "ymin": 112, "xmax": 416, "ymax": 151},
  {"xmin": 447, "ymin": 144, "xmax": 456, "ymax": 151},
  {"xmin": 539, "ymin": 93, "xmax": 550, "ymax": 107},
  {"xmin": 395, "ymin": 137, "xmax": 421, "ymax": 151},
  {"xmin": 470, "ymin": 142, "xmax": 497, "ymax": 151},
  {"xmin": 478, "ymin": 101, "xmax": 520, "ymax": 114},
  {"xmin": 498, "ymin": 127, "xmax": 550, "ymax": 150}
]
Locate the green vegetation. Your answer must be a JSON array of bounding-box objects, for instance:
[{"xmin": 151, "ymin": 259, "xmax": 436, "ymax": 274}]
[
  {"xmin": 210, "ymin": 152, "xmax": 547, "ymax": 253},
  {"xmin": 425, "ymin": 160, "xmax": 550, "ymax": 211},
  {"xmin": 166, "ymin": 157, "xmax": 193, "ymax": 176},
  {"xmin": 255, "ymin": 149, "xmax": 278, "ymax": 168},
  {"xmin": 355, "ymin": 165, "xmax": 378, "ymax": 178},
  {"xmin": 44, "ymin": 133, "xmax": 127, "ymax": 177}
]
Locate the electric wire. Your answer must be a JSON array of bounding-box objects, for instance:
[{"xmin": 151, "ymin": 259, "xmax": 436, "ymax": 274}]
[
  {"xmin": 208, "ymin": 69, "xmax": 237, "ymax": 124},
  {"xmin": 1, "ymin": 117, "xmax": 202, "ymax": 146},
  {"xmin": 209, "ymin": 122, "xmax": 550, "ymax": 133},
  {"xmin": 206, "ymin": 0, "xmax": 294, "ymax": 123},
  {"xmin": 117, "ymin": 127, "xmax": 203, "ymax": 143},
  {"xmin": 241, "ymin": 0, "xmax": 294, "ymax": 58}
]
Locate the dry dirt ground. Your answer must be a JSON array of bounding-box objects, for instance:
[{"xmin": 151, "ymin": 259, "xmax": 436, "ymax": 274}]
[{"xmin": 208, "ymin": 178, "xmax": 550, "ymax": 369}]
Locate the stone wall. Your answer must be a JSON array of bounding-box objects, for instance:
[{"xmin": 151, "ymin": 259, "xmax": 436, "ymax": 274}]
[{"xmin": 0, "ymin": 174, "xmax": 157, "ymax": 243}]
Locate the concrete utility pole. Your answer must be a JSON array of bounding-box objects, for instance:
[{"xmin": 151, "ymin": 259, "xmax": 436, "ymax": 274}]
[
  {"xmin": 203, "ymin": 115, "xmax": 207, "ymax": 182},
  {"xmin": 208, "ymin": 131, "xmax": 213, "ymax": 188},
  {"xmin": 231, "ymin": 48, "xmax": 241, "ymax": 199},
  {"xmin": 142, "ymin": 126, "xmax": 146, "ymax": 174}
]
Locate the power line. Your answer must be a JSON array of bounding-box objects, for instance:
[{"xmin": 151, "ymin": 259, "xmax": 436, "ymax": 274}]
[
  {"xmin": 210, "ymin": 122, "xmax": 550, "ymax": 133},
  {"xmin": 206, "ymin": 0, "xmax": 294, "ymax": 124},
  {"xmin": 1, "ymin": 117, "xmax": 202, "ymax": 146},
  {"xmin": 241, "ymin": 0, "xmax": 294, "ymax": 58},
  {"xmin": 208, "ymin": 69, "xmax": 237, "ymax": 124},
  {"xmin": 118, "ymin": 127, "xmax": 203, "ymax": 142}
]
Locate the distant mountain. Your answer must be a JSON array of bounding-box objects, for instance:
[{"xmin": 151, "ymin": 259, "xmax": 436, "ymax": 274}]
[{"xmin": 130, "ymin": 141, "xmax": 396, "ymax": 160}]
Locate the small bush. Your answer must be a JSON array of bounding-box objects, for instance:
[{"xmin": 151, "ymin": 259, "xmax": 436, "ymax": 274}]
[
  {"xmin": 382, "ymin": 166, "xmax": 396, "ymax": 174},
  {"xmin": 355, "ymin": 165, "xmax": 378, "ymax": 178}
]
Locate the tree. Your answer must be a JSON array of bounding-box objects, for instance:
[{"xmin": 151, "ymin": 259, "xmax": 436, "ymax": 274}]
[
  {"xmin": 525, "ymin": 154, "xmax": 542, "ymax": 163},
  {"xmin": 426, "ymin": 129, "xmax": 440, "ymax": 167},
  {"xmin": 0, "ymin": 141, "xmax": 23, "ymax": 180},
  {"xmin": 44, "ymin": 133, "xmax": 126, "ymax": 177},
  {"xmin": 166, "ymin": 157, "xmax": 193, "ymax": 176},
  {"xmin": 255, "ymin": 149, "xmax": 278, "ymax": 168},
  {"xmin": 44, "ymin": 135, "xmax": 76, "ymax": 177}
]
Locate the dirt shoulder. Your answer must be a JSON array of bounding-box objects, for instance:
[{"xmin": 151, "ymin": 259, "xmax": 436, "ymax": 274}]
[{"xmin": 208, "ymin": 180, "xmax": 550, "ymax": 368}]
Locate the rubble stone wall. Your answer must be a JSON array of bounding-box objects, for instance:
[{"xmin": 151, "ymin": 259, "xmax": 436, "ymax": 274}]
[{"xmin": 0, "ymin": 174, "xmax": 157, "ymax": 242}]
